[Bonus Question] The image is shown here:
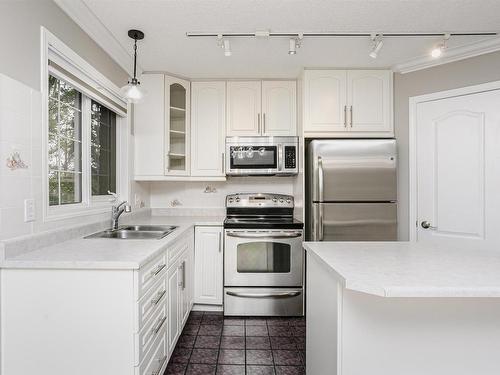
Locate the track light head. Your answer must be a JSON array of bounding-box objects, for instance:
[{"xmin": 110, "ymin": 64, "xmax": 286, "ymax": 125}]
[
  {"xmin": 430, "ymin": 33, "xmax": 450, "ymax": 58},
  {"xmin": 217, "ymin": 34, "xmax": 232, "ymax": 56},
  {"xmin": 369, "ymin": 34, "xmax": 383, "ymax": 59},
  {"xmin": 288, "ymin": 35, "xmax": 303, "ymax": 55}
]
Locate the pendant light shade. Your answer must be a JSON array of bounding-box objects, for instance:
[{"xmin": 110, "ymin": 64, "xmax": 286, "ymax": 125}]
[{"xmin": 122, "ymin": 29, "xmax": 145, "ymax": 103}]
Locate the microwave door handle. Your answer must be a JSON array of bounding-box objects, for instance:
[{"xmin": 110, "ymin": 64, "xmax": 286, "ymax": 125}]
[{"xmin": 278, "ymin": 144, "xmax": 284, "ymax": 171}]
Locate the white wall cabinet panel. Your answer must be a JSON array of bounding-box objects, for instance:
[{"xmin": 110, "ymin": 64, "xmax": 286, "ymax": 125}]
[
  {"xmin": 347, "ymin": 70, "xmax": 392, "ymax": 133},
  {"xmin": 304, "ymin": 70, "xmax": 347, "ymax": 134},
  {"xmin": 227, "ymin": 81, "xmax": 262, "ymax": 136},
  {"xmin": 194, "ymin": 226, "xmax": 223, "ymax": 305},
  {"xmin": 261, "ymin": 81, "xmax": 297, "ymax": 136},
  {"xmin": 191, "ymin": 82, "xmax": 226, "ymax": 176},
  {"xmin": 303, "ymin": 69, "xmax": 393, "ymax": 137},
  {"xmin": 134, "ymin": 74, "xmax": 165, "ymax": 176}
]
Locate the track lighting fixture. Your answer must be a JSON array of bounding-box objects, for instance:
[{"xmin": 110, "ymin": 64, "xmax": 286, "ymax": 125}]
[
  {"xmin": 369, "ymin": 34, "xmax": 384, "ymax": 59},
  {"xmin": 431, "ymin": 33, "xmax": 450, "ymax": 58},
  {"xmin": 217, "ymin": 34, "xmax": 232, "ymax": 56},
  {"xmin": 288, "ymin": 34, "xmax": 303, "ymax": 55},
  {"xmin": 121, "ymin": 29, "xmax": 145, "ymax": 103}
]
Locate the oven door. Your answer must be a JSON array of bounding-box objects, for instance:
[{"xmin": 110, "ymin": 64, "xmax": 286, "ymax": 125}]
[{"xmin": 224, "ymin": 229, "xmax": 303, "ymax": 287}]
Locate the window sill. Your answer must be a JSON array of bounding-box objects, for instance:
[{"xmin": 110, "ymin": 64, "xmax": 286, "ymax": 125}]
[{"xmin": 44, "ymin": 203, "xmax": 112, "ymax": 222}]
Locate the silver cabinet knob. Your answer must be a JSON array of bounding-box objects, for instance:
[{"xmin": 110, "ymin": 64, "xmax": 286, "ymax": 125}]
[{"xmin": 421, "ymin": 221, "xmax": 436, "ymax": 230}]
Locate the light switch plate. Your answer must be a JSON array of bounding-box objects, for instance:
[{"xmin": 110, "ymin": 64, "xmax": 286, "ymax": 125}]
[{"xmin": 24, "ymin": 199, "xmax": 35, "ymax": 222}]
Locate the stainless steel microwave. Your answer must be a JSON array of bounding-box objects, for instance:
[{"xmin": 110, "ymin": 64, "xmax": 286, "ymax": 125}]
[{"xmin": 225, "ymin": 137, "xmax": 298, "ymax": 176}]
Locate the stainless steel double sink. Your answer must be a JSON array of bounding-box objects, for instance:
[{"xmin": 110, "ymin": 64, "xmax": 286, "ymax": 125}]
[{"xmin": 85, "ymin": 225, "xmax": 178, "ymax": 240}]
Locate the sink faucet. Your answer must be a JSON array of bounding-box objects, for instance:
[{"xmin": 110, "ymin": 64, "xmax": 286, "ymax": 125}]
[{"xmin": 108, "ymin": 191, "xmax": 132, "ymax": 230}]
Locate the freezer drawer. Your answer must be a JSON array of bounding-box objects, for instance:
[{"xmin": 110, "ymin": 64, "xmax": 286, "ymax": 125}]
[
  {"xmin": 308, "ymin": 139, "xmax": 397, "ymax": 202},
  {"xmin": 224, "ymin": 287, "xmax": 304, "ymax": 316},
  {"xmin": 312, "ymin": 202, "xmax": 397, "ymax": 241}
]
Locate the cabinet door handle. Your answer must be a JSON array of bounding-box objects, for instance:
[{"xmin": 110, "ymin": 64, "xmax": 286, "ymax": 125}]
[
  {"xmin": 263, "ymin": 113, "xmax": 266, "ymax": 134},
  {"xmin": 218, "ymin": 231, "xmax": 222, "ymax": 252},
  {"xmin": 151, "ymin": 315, "xmax": 167, "ymax": 335},
  {"xmin": 182, "ymin": 260, "xmax": 186, "ymax": 290},
  {"xmin": 257, "ymin": 113, "xmax": 261, "ymax": 134},
  {"xmin": 221, "ymin": 153, "xmax": 225, "ymax": 174},
  {"xmin": 151, "ymin": 263, "xmax": 166, "ymax": 277},
  {"xmin": 151, "ymin": 289, "xmax": 166, "ymax": 305},
  {"xmin": 344, "ymin": 105, "xmax": 347, "ymax": 128},
  {"xmin": 349, "ymin": 106, "xmax": 353, "ymax": 127}
]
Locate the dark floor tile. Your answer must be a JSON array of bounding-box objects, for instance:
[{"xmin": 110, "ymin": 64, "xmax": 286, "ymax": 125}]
[
  {"xmin": 222, "ymin": 325, "xmax": 245, "ymax": 336},
  {"xmin": 194, "ymin": 335, "xmax": 221, "ymax": 349},
  {"xmin": 189, "ymin": 311, "xmax": 204, "ymax": 317},
  {"xmin": 170, "ymin": 348, "xmax": 192, "ymax": 364},
  {"xmin": 275, "ymin": 366, "xmax": 305, "ymax": 375},
  {"xmin": 245, "ymin": 318, "xmax": 267, "ymax": 326},
  {"xmin": 270, "ymin": 336, "xmax": 296, "ymax": 350},
  {"xmin": 246, "ymin": 325, "xmax": 268, "ymax": 337},
  {"xmin": 266, "ymin": 317, "xmax": 290, "ymax": 326},
  {"xmin": 205, "ymin": 311, "xmax": 224, "ymax": 315},
  {"xmin": 246, "ymin": 349, "xmax": 273, "ymax": 365},
  {"xmin": 223, "ymin": 318, "xmax": 245, "ymax": 326},
  {"xmin": 189, "ymin": 348, "xmax": 218, "ymax": 364},
  {"xmin": 290, "ymin": 326, "xmax": 306, "ymax": 337},
  {"xmin": 246, "ymin": 365, "xmax": 276, "ymax": 375},
  {"xmin": 183, "ymin": 324, "xmax": 200, "ymax": 336},
  {"xmin": 246, "ymin": 336, "xmax": 271, "ymax": 350},
  {"xmin": 272, "ymin": 350, "xmax": 302, "ymax": 366},
  {"xmin": 299, "ymin": 351, "xmax": 305, "ymax": 365},
  {"xmin": 268, "ymin": 326, "xmax": 292, "ymax": 337},
  {"xmin": 293, "ymin": 336, "xmax": 305, "ymax": 350},
  {"xmin": 216, "ymin": 364, "xmax": 245, "ymax": 375},
  {"xmin": 177, "ymin": 334, "xmax": 196, "ymax": 349},
  {"xmin": 289, "ymin": 317, "xmax": 306, "ymax": 326},
  {"xmin": 202, "ymin": 314, "xmax": 224, "ymax": 325},
  {"xmin": 198, "ymin": 324, "xmax": 223, "ymax": 336},
  {"xmin": 218, "ymin": 349, "xmax": 245, "ymax": 365},
  {"xmin": 220, "ymin": 336, "xmax": 245, "ymax": 349},
  {"xmin": 187, "ymin": 317, "xmax": 202, "ymax": 326},
  {"xmin": 165, "ymin": 362, "xmax": 187, "ymax": 375},
  {"xmin": 185, "ymin": 363, "xmax": 216, "ymax": 375}
]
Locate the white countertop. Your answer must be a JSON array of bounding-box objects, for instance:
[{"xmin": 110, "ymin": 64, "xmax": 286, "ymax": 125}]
[
  {"xmin": 0, "ymin": 216, "xmax": 223, "ymax": 270},
  {"xmin": 304, "ymin": 241, "xmax": 500, "ymax": 298}
]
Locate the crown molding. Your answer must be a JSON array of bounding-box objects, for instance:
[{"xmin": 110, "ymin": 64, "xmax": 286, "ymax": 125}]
[
  {"xmin": 54, "ymin": 0, "xmax": 139, "ymax": 77},
  {"xmin": 393, "ymin": 36, "xmax": 500, "ymax": 74}
]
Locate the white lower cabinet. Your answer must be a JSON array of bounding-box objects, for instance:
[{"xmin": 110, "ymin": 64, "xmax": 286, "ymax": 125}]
[
  {"xmin": 194, "ymin": 226, "xmax": 223, "ymax": 305},
  {"xmin": 0, "ymin": 229, "xmax": 194, "ymax": 375}
]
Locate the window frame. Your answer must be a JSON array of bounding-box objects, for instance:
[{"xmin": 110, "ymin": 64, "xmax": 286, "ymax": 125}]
[{"xmin": 41, "ymin": 27, "xmax": 129, "ymax": 221}]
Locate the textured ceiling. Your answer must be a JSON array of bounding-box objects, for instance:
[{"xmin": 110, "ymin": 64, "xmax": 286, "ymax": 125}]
[{"xmin": 81, "ymin": 0, "xmax": 500, "ymax": 78}]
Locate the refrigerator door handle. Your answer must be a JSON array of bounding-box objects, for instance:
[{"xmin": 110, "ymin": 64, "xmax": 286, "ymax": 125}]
[
  {"xmin": 319, "ymin": 204, "xmax": 324, "ymax": 241},
  {"xmin": 317, "ymin": 157, "xmax": 324, "ymax": 241}
]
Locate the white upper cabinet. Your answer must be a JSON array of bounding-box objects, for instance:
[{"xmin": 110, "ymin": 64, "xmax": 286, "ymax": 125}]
[
  {"xmin": 134, "ymin": 74, "xmax": 165, "ymax": 177},
  {"xmin": 261, "ymin": 81, "xmax": 297, "ymax": 136},
  {"xmin": 227, "ymin": 80, "xmax": 297, "ymax": 136},
  {"xmin": 191, "ymin": 82, "xmax": 226, "ymax": 177},
  {"xmin": 303, "ymin": 69, "xmax": 393, "ymax": 137},
  {"xmin": 165, "ymin": 76, "xmax": 190, "ymax": 176},
  {"xmin": 347, "ymin": 70, "xmax": 392, "ymax": 134},
  {"xmin": 227, "ymin": 81, "xmax": 262, "ymax": 136},
  {"xmin": 304, "ymin": 70, "xmax": 347, "ymax": 133}
]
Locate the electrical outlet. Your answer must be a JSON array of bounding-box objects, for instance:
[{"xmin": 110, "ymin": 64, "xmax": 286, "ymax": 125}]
[{"xmin": 24, "ymin": 199, "xmax": 35, "ymax": 222}]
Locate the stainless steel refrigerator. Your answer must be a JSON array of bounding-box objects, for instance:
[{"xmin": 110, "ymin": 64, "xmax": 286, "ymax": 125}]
[{"xmin": 306, "ymin": 139, "xmax": 397, "ymax": 241}]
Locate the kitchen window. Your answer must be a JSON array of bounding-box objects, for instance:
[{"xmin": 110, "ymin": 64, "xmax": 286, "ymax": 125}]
[{"xmin": 42, "ymin": 28, "xmax": 127, "ymax": 220}]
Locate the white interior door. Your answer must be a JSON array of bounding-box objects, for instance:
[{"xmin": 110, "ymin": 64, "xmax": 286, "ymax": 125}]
[{"xmin": 416, "ymin": 89, "xmax": 500, "ymax": 249}]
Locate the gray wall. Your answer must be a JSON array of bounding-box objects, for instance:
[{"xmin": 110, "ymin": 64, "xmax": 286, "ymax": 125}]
[
  {"xmin": 394, "ymin": 50, "xmax": 500, "ymax": 240},
  {"xmin": 0, "ymin": 0, "xmax": 128, "ymax": 90}
]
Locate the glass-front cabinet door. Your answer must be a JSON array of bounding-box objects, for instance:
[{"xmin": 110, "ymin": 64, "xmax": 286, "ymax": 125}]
[{"xmin": 165, "ymin": 76, "xmax": 190, "ymax": 175}]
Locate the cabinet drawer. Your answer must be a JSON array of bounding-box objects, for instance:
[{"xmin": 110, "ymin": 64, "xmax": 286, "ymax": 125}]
[
  {"xmin": 136, "ymin": 325, "xmax": 168, "ymax": 375},
  {"xmin": 137, "ymin": 276, "xmax": 167, "ymax": 331},
  {"xmin": 138, "ymin": 253, "xmax": 167, "ymax": 298},
  {"xmin": 168, "ymin": 234, "xmax": 189, "ymax": 266},
  {"xmin": 137, "ymin": 302, "xmax": 167, "ymax": 363}
]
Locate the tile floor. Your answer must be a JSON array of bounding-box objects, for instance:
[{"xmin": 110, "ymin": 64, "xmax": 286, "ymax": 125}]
[{"xmin": 164, "ymin": 311, "xmax": 306, "ymax": 375}]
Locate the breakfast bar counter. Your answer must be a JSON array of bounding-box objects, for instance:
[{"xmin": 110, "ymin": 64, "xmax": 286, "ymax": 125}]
[{"xmin": 304, "ymin": 242, "xmax": 500, "ymax": 375}]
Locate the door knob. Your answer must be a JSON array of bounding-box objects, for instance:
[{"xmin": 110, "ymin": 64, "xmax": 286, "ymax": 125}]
[{"xmin": 421, "ymin": 221, "xmax": 436, "ymax": 230}]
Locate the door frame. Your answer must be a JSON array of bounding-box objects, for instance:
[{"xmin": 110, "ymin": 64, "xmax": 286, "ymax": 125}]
[{"xmin": 408, "ymin": 79, "xmax": 500, "ymax": 242}]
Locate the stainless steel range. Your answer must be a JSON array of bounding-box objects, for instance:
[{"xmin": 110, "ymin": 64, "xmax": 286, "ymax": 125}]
[{"xmin": 223, "ymin": 193, "xmax": 304, "ymax": 316}]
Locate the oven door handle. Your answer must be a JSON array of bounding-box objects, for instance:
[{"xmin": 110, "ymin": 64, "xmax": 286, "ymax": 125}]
[
  {"xmin": 226, "ymin": 232, "xmax": 302, "ymax": 239},
  {"xmin": 226, "ymin": 291, "xmax": 301, "ymax": 299}
]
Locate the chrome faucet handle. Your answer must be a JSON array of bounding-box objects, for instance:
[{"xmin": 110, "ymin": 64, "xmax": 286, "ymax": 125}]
[
  {"xmin": 124, "ymin": 204, "xmax": 132, "ymax": 213},
  {"xmin": 108, "ymin": 190, "xmax": 119, "ymax": 202}
]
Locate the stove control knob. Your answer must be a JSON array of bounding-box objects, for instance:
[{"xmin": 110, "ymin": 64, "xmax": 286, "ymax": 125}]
[
  {"xmin": 279, "ymin": 199, "xmax": 284, "ymax": 203},
  {"xmin": 272, "ymin": 198, "xmax": 278, "ymax": 202},
  {"xmin": 235, "ymin": 198, "xmax": 240, "ymax": 202},
  {"xmin": 286, "ymin": 199, "xmax": 291, "ymax": 204},
  {"xmin": 228, "ymin": 198, "xmax": 234, "ymax": 203}
]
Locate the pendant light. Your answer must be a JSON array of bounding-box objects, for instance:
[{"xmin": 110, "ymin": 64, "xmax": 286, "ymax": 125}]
[{"xmin": 122, "ymin": 29, "xmax": 145, "ymax": 103}]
